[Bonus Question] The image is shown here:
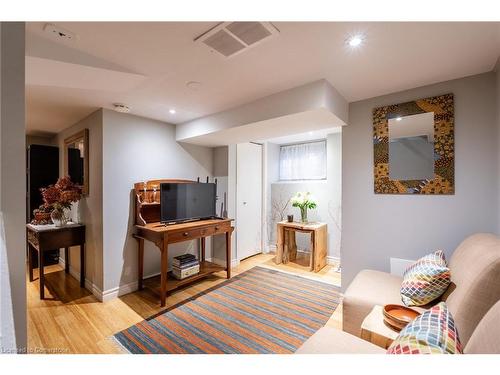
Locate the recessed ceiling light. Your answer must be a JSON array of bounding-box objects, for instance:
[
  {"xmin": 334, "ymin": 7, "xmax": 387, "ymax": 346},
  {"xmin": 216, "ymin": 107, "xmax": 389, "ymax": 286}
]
[
  {"xmin": 113, "ymin": 103, "xmax": 130, "ymax": 113},
  {"xmin": 169, "ymin": 109, "xmax": 176, "ymax": 114},
  {"xmin": 348, "ymin": 35, "xmax": 363, "ymax": 47},
  {"xmin": 186, "ymin": 81, "xmax": 202, "ymax": 90},
  {"xmin": 396, "ymin": 117, "xmax": 402, "ymax": 121}
]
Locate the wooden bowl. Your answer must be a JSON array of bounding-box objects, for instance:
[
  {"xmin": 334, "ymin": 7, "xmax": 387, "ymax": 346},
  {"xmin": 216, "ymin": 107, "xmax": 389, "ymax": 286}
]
[{"xmin": 383, "ymin": 304, "xmax": 420, "ymax": 331}]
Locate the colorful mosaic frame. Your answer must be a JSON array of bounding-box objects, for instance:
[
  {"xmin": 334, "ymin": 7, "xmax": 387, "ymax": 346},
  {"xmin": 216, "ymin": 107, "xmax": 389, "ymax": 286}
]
[{"xmin": 373, "ymin": 93, "xmax": 454, "ymax": 194}]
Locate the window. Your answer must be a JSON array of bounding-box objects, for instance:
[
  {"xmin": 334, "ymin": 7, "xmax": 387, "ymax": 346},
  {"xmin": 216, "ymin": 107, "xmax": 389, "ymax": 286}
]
[{"xmin": 279, "ymin": 140, "xmax": 327, "ymax": 181}]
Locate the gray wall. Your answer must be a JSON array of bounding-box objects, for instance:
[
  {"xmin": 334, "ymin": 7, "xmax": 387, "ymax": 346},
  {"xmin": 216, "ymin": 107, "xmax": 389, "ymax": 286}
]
[
  {"xmin": 342, "ymin": 72, "xmax": 499, "ymax": 291},
  {"xmin": 56, "ymin": 110, "xmax": 104, "ymax": 292},
  {"xmin": 213, "ymin": 146, "xmax": 228, "ymax": 177},
  {"xmin": 496, "ymin": 61, "xmax": 500, "ymax": 234},
  {"xmin": 101, "ymin": 109, "xmax": 214, "ymax": 293},
  {"xmin": 0, "ymin": 22, "xmax": 26, "ymax": 351},
  {"xmin": 212, "ymin": 146, "xmax": 229, "ymax": 262}
]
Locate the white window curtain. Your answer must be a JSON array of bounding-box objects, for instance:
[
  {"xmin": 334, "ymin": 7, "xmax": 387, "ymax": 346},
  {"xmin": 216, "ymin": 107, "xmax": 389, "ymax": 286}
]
[{"xmin": 279, "ymin": 140, "xmax": 327, "ymax": 180}]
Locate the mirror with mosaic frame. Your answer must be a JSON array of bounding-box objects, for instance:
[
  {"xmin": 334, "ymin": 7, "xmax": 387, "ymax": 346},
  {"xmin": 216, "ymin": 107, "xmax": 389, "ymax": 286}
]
[{"xmin": 373, "ymin": 93, "xmax": 454, "ymax": 194}]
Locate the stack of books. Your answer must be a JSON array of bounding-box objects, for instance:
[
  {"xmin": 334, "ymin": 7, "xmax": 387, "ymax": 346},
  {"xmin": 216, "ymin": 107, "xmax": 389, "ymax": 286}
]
[{"xmin": 172, "ymin": 254, "xmax": 200, "ymax": 280}]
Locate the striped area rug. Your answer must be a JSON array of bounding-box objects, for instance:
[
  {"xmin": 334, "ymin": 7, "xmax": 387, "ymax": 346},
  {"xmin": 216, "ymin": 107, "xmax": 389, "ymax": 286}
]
[{"xmin": 113, "ymin": 266, "xmax": 341, "ymax": 354}]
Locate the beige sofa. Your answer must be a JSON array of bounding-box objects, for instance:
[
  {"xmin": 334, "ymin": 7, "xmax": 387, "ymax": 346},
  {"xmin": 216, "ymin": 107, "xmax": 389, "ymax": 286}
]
[
  {"xmin": 296, "ymin": 299, "xmax": 500, "ymax": 354},
  {"xmin": 297, "ymin": 233, "xmax": 500, "ymax": 353}
]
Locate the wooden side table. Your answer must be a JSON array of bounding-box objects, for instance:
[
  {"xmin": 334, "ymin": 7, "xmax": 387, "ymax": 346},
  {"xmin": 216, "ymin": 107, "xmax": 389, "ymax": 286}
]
[
  {"xmin": 275, "ymin": 221, "xmax": 327, "ymax": 272},
  {"xmin": 360, "ymin": 305, "xmax": 399, "ymax": 349},
  {"xmin": 26, "ymin": 223, "xmax": 86, "ymax": 299}
]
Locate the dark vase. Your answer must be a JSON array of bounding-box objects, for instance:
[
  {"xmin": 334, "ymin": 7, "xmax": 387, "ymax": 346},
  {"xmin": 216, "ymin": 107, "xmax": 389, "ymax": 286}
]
[{"xmin": 287, "ymin": 214, "xmax": 294, "ymax": 222}]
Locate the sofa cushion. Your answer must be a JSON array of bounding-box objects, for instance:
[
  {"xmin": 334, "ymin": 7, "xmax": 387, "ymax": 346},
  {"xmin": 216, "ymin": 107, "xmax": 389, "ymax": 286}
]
[
  {"xmin": 464, "ymin": 300, "xmax": 500, "ymax": 354},
  {"xmin": 443, "ymin": 233, "xmax": 500, "ymax": 345},
  {"xmin": 342, "ymin": 269, "xmax": 426, "ymax": 336},
  {"xmin": 387, "ymin": 302, "xmax": 462, "ymax": 354},
  {"xmin": 400, "ymin": 250, "xmax": 451, "ymax": 306},
  {"xmin": 295, "ymin": 326, "xmax": 384, "ymax": 354}
]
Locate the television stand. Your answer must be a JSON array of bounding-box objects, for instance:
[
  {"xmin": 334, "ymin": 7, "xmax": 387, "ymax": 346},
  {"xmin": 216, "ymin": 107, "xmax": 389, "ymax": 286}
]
[
  {"xmin": 134, "ymin": 219, "xmax": 234, "ymax": 307},
  {"xmin": 133, "ymin": 179, "xmax": 234, "ymax": 307}
]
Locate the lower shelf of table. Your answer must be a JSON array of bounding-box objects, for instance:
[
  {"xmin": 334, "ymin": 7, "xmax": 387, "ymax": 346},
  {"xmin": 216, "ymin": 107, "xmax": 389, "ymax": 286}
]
[{"xmin": 144, "ymin": 260, "xmax": 227, "ymax": 294}]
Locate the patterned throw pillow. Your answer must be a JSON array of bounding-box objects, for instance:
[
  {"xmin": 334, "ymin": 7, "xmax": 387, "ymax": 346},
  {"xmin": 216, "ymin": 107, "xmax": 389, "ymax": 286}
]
[
  {"xmin": 387, "ymin": 302, "xmax": 463, "ymax": 354},
  {"xmin": 400, "ymin": 250, "xmax": 451, "ymax": 306}
]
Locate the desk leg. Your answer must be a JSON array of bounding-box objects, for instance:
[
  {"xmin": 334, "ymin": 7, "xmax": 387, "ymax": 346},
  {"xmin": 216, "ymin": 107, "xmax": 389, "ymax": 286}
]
[
  {"xmin": 200, "ymin": 237, "xmax": 206, "ymax": 262},
  {"xmin": 160, "ymin": 241, "xmax": 168, "ymax": 307},
  {"xmin": 64, "ymin": 247, "xmax": 70, "ymax": 274},
  {"xmin": 137, "ymin": 238, "xmax": 144, "ymax": 291},
  {"xmin": 80, "ymin": 244, "xmax": 85, "ymax": 288},
  {"xmin": 38, "ymin": 249, "xmax": 45, "ymax": 299},
  {"xmin": 225, "ymin": 230, "xmax": 231, "ymax": 279},
  {"xmin": 28, "ymin": 243, "xmax": 34, "ymax": 282}
]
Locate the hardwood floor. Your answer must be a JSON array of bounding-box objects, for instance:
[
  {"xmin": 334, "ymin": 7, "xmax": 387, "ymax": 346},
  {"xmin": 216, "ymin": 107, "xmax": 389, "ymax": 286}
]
[{"xmin": 27, "ymin": 253, "xmax": 342, "ymax": 354}]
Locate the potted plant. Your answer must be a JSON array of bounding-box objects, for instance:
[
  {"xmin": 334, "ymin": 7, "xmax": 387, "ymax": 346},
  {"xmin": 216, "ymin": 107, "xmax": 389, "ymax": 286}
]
[
  {"xmin": 38, "ymin": 177, "xmax": 82, "ymax": 227},
  {"xmin": 291, "ymin": 192, "xmax": 317, "ymax": 223}
]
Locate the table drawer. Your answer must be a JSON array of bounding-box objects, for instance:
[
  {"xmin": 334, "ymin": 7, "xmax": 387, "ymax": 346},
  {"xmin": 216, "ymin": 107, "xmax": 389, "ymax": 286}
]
[{"xmin": 168, "ymin": 223, "xmax": 231, "ymax": 243}]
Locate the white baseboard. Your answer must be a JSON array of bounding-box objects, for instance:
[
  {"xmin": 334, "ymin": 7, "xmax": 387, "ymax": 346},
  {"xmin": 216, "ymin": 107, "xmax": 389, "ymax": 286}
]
[
  {"xmin": 209, "ymin": 257, "xmax": 240, "ymax": 268},
  {"xmin": 58, "ymin": 258, "xmax": 103, "ymax": 301},
  {"xmin": 101, "ymin": 271, "xmax": 161, "ymax": 302},
  {"xmin": 267, "ymin": 244, "xmax": 340, "ymax": 266}
]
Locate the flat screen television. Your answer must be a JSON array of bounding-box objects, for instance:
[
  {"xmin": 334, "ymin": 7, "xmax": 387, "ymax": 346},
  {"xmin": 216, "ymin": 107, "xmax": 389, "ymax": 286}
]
[{"xmin": 160, "ymin": 182, "xmax": 216, "ymax": 223}]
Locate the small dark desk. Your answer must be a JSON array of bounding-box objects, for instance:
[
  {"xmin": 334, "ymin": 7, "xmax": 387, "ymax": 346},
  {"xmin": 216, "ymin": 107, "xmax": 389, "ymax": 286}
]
[{"xmin": 26, "ymin": 223, "xmax": 86, "ymax": 299}]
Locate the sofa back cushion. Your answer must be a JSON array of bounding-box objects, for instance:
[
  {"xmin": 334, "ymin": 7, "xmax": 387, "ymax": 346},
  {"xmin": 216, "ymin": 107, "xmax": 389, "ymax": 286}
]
[
  {"xmin": 464, "ymin": 300, "xmax": 500, "ymax": 354},
  {"xmin": 443, "ymin": 233, "xmax": 500, "ymax": 345},
  {"xmin": 400, "ymin": 250, "xmax": 451, "ymax": 306}
]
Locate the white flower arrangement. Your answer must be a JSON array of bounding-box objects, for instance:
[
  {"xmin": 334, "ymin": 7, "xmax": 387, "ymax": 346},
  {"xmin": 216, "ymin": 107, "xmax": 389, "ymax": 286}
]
[{"xmin": 291, "ymin": 192, "xmax": 317, "ymax": 223}]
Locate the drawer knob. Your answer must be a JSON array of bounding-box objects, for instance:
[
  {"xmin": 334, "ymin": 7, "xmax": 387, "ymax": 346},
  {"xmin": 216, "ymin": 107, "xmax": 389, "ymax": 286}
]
[
  {"xmin": 215, "ymin": 226, "xmax": 219, "ymax": 230},
  {"xmin": 183, "ymin": 232, "xmax": 189, "ymax": 237}
]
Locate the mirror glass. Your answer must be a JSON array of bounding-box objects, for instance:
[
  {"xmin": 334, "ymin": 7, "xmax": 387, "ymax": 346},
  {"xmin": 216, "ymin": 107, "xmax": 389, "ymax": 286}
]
[
  {"xmin": 67, "ymin": 139, "xmax": 85, "ymax": 186},
  {"xmin": 388, "ymin": 112, "xmax": 434, "ymax": 180},
  {"xmin": 64, "ymin": 129, "xmax": 88, "ymax": 195}
]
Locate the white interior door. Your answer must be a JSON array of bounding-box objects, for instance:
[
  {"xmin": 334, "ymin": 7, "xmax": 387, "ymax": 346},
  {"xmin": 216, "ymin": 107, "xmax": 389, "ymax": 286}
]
[{"xmin": 236, "ymin": 142, "xmax": 262, "ymax": 260}]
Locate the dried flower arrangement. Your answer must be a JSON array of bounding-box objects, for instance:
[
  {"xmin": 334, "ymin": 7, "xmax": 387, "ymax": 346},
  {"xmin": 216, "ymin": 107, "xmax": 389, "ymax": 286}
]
[{"xmin": 31, "ymin": 176, "xmax": 82, "ymax": 225}]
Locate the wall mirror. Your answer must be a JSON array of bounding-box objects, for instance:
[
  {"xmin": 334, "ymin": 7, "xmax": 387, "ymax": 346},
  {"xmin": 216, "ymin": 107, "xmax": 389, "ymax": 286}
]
[
  {"xmin": 373, "ymin": 93, "xmax": 454, "ymax": 194},
  {"xmin": 64, "ymin": 128, "xmax": 89, "ymax": 195}
]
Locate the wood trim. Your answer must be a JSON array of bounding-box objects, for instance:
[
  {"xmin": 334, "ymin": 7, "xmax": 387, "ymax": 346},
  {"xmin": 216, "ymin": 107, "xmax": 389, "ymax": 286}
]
[
  {"xmin": 64, "ymin": 128, "xmax": 89, "ymax": 196},
  {"xmin": 134, "ymin": 179, "xmax": 197, "ymax": 226}
]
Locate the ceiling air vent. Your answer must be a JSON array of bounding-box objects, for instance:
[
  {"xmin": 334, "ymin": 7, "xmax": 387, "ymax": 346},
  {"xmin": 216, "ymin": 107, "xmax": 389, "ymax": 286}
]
[
  {"xmin": 43, "ymin": 23, "xmax": 78, "ymax": 42},
  {"xmin": 195, "ymin": 22, "xmax": 279, "ymax": 58}
]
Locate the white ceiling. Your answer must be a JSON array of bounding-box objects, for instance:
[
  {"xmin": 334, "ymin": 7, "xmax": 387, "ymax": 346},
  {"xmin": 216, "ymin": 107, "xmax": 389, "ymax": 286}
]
[{"xmin": 26, "ymin": 22, "xmax": 500, "ymax": 135}]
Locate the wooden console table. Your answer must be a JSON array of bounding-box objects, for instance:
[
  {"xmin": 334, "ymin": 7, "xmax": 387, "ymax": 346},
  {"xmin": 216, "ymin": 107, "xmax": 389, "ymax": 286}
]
[
  {"xmin": 275, "ymin": 221, "xmax": 327, "ymax": 272},
  {"xmin": 133, "ymin": 179, "xmax": 234, "ymax": 307},
  {"xmin": 26, "ymin": 223, "xmax": 86, "ymax": 299},
  {"xmin": 134, "ymin": 219, "xmax": 233, "ymax": 307}
]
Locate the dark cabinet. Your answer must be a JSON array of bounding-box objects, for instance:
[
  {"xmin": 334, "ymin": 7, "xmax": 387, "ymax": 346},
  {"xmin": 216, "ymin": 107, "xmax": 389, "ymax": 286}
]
[{"xmin": 27, "ymin": 144, "xmax": 60, "ymax": 265}]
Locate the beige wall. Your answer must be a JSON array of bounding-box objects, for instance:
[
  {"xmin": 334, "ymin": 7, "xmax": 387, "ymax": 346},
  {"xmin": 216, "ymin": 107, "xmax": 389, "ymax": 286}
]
[
  {"xmin": 342, "ymin": 72, "xmax": 499, "ymax": 291},
  {"xmin": 56, "ymin": 109, "xmax": 104, "ymax": 293},
  {"xmin": 0, "ymin": 22, "xmax": 26, "ymax": 351}
]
